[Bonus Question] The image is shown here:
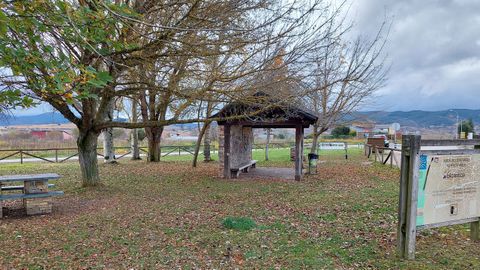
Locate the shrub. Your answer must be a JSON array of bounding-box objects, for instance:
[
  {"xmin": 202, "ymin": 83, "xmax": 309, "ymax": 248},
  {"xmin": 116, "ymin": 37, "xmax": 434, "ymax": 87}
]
[
  {"xmin": 222, "ymin": 217, "xmax": 257, "ymax": 231},
  {"xmin": 331, "ymin": 126, "xmax": 351, "ymax": 138}
]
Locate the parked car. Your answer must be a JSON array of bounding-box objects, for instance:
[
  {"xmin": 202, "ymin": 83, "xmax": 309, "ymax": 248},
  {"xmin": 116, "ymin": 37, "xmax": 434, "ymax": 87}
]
[{"xmin": 373, "ymin": 134, "xmax": 389, "ymax": 147}]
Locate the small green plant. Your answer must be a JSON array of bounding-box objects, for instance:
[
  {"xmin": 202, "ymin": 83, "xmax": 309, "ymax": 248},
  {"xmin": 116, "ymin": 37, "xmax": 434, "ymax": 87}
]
[{"xmin": 222, "ymin": 217, "xmax": 257, "ymax": 231}]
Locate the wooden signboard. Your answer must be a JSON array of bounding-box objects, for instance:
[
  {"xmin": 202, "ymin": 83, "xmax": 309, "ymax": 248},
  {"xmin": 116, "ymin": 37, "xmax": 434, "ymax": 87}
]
[
  {"xmin": 398, "ymin": 136, "xmax": 480, "ymax": 260},
  {"xmin": 417, "ymin": 154, "xmax": 480, "ymax": 228}
]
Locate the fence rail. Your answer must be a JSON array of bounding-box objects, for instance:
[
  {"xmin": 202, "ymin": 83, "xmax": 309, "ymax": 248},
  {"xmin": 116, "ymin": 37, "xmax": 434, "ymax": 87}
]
[
  {"xmin": 364, "ymin": 144, "xmax": 402, "ymax": 168},
  {"xmin": 0, "ymin": 145, "xmax": 217, "ymax": 164},
  {"xmin": 252, "ymin": 142, "xmax": 294, "ymax": 149}
]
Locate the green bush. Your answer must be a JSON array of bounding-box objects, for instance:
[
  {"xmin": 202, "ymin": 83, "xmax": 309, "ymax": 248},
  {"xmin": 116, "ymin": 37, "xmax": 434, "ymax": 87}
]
[
  {"xmin": 331, "ymin": 126, "xmax": 351, "ymax": 138},
  {"xmin": 222, "ymin": 217, "xmax": 257, "ymax": 231}
]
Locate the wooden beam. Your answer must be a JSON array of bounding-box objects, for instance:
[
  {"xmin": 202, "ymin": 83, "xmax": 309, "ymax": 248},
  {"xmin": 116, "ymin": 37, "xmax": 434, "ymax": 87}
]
[
  {"xmin": 421, "ymin": 139, "xmax": 480, "ymax": 146},
  {"xmin": 218, "ymin": 120, "xmax": 312, "ymax": 128},
  {"xmin": 416, "ymin": 217, "xmax": 480, "ymax": 231},
  {"xmin": 397, "ymin": 135, "xmax": 421, "ymax": 260},
  {"xmin": 295, "ymin": 125, "xmax": 304, "ymax": 181},
  {"xmin": 420, "ymin": 149, "xmax": 480, "ymax": 156},
  {"xmin": 224, "ymin": 125, "xmax": 231, "ymax": 179}
]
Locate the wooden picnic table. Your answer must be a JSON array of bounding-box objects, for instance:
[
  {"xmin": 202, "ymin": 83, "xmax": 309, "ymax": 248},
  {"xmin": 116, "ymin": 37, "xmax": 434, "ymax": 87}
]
[{"xmin": 0, "ymin": 173, "xmax": 64, "ymax": 217}]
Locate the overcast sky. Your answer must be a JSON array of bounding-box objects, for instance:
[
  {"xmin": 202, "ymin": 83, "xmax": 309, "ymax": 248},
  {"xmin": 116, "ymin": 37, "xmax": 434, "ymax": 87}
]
[
  {"xmin": 15, "ymin": 0, "xmax": 480, "ymax": 115},
  {"xmin": 349, "ymin": 0, "xmax": 480, "ymax": 111}
]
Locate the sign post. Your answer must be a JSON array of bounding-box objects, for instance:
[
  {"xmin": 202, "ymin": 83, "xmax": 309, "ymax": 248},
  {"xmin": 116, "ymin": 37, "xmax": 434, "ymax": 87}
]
[
  {"xmin": 398, "ymin": 136, "xmax": 480, "ymax": 260},
  {"xmin": 397, "ymin": 135, "xmax": 421, "ymax": 259}
]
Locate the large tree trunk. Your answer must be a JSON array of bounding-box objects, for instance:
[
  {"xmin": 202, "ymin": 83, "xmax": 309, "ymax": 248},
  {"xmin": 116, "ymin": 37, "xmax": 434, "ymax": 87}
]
[
  {"xmin": 265, "ymin": 128, "xmax": 271, "ymax": 161},
  {"xmin": 77, "ymin": 129, "xmax": 100, "ymax": 187},
  {"xmin": 146, "ymin": 127, "xmax": 163, "ymax": 162},
  {"xmin": 310, "ymin": 125, "xmax": 319, "ymax": 154},
  {"xmin": 102, "ymin": 99, "xmax": 116, "ymax": 163},
  {"xmin": 203, "ymin": 124, "xmax": 212, "ymax": 162},
  {"xmin": 192, "ymin": 122, "xmax": 210, "ymax": 167},
  {"xmin": 131, "ymin": 99, "xmax": 141, "ymax": 160}
]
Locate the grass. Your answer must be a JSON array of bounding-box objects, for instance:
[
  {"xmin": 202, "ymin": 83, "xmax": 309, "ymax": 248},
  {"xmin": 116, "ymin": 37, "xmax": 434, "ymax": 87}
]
[
  {"xmin": 0, "ymin": 149, "xmax": 479, "ymax": 269},
  {"xmin": 222, "ymin": 217, "xmax": 257, "ymax": 231}
]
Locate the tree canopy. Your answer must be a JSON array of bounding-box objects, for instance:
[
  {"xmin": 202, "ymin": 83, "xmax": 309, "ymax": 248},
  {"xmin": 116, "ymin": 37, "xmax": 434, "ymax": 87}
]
[
  {"xmin": 459, "ymin": 119, "xmax": 475, "ymax": 135},
  {"xmin": 0, "ymin": 0, "xmax": 338, "ymax": 186}
]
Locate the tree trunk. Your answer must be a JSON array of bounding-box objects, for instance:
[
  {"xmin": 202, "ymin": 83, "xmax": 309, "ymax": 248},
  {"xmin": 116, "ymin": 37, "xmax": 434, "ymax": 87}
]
[
  {"xmin": 131, "ymin": 129, "xmax": 141, "ymax": 160},
  {"xmin": 103, "ymin": 128, "xmax": 116, "ymax": 163},
  {"xmin": 192, "ymin": 122, "xmax": 210, "ymax": 167},
  {"xmin": 311, "ymin": 125, "xmax": 319, "ymax": 154},
  {"xmin": 131, "ymin": 99, "xmax": 141, "ymax": 160},
  {"xmin": 203, "ymin": 124, "xmax": 212, "ymax": 162},
  {"xmin": 102, "ymin": 99, "xmax": 116, "ymax": 163},
  {"xmin": 265, "ymin": 128, "xmax": 271, "ymax": 161},
  {"xmin": 77, "ymin": 129, "xmax": 100, "ymax": 187},
  {"xmin": 146, "ymin": 127, "xmax": 163, "ymax": 162}
]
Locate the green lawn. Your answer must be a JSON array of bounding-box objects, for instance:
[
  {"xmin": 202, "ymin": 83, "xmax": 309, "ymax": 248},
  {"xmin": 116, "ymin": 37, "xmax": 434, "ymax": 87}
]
[{"xmin": 0, "ymin": 149, "xmax": 479, "ymax": 269}]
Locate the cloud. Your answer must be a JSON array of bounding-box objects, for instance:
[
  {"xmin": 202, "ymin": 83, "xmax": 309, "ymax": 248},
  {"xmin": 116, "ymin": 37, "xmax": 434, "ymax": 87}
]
[{"xmin": 347, "ymin": 0, "xmax": 480, "ymax": 111}]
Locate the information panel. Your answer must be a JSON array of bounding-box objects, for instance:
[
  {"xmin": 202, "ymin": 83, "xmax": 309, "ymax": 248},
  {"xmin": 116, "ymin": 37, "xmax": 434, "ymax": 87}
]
[{"xmin": 417, "ymin": 154, "xmax": 480, "ymax": 226}]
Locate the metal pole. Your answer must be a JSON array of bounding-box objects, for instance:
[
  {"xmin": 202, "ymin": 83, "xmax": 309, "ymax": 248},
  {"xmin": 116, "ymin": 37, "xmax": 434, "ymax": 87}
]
[
  {"xmin": 461, "ymin": 119, "xmax": 463, "ymax": 139},
  {"xmin": 457, "ymin": 114, "xmax": 459, "ymax": 139}
]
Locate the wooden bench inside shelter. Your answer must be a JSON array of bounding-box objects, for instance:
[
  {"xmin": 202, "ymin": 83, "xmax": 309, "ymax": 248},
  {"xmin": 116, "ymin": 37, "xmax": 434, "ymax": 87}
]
[{"xmin": 231, "ymin": 160, "xmax": 257, "ymax": 178}]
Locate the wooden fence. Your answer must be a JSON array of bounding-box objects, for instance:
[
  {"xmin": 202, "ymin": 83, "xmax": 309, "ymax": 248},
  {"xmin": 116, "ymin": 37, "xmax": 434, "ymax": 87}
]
[
  {"xmin": 364, "ymin": 144, "xmax": 402, "ymax": 168},
  {"xmin": 0, "ymin": 145, "xmax": 217, "ymax": 164},
  {"xmin": 252, "ymin": 142, "xmax": 294, "ymax": 150}
]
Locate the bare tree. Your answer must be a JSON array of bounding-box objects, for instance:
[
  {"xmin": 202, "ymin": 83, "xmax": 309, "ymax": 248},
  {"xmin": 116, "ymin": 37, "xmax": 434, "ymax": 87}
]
[
  {"xmin": 102, "ymin": 99, "xmax": 116, "ymax": 163},
  {"xmin": 0, "ymin": 0, "xmax": 355, "ymax": 185},
  {"xmin": 303, "ymin": 23, "xmax": 389, "ymax": 154},
  {"xmin": 265, "ymin": 128, "xmax": 272, "ymax": 161},
  {"xmin": 130, "ymin": 98, "xmax": 141, "ymax": 160}
]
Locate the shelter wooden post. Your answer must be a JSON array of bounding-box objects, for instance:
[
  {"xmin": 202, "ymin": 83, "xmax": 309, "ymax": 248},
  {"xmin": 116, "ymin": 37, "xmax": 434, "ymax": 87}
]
[
  {"xmin": 397, "ymin": 135, "xmax": 421, "ymax": 260},
  {"xmin": 295, "ymin": 125, "xmax": 304, "ymax": 181},
  {"xmin": 223, "ymin": 125, "xmax": 231, "ymax": 179},
  {"xmin": 471, "ymin": 220, "xmax": 480, "ymax": 241}
]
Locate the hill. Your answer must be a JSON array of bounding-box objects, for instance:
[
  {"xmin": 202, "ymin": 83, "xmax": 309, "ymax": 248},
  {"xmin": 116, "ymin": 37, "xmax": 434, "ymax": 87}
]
[
  {"xmin": 2, "ymin": 109, "xmax": 480, "ymax": 128},
  {"xmin": 0, "ymin": 112, "xmax": 69, "ymax": 126},
  {"xmin": 352, "ymin": 109, "xmax": 480, "ymax": 128}
]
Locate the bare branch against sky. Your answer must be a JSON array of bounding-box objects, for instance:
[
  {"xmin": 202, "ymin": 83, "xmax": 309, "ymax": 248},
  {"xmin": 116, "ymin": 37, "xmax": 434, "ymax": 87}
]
[
  {"xmin": 348, "ymin": 0, "xmax": 480, "ymax": 111},
  {"xmin": 7, "ymin": 0, "xmax": 480, "ymax": 116}
]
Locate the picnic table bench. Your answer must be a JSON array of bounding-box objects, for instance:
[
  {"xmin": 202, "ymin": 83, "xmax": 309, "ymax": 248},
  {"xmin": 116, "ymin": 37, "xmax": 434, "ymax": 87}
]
[
  {"xmin": 0, "ymin": 173, "xmax": 64, "ymax": 217},
  {"xmin": 231, "ymin": 160, "xmax": 257, "ymax": 178}
]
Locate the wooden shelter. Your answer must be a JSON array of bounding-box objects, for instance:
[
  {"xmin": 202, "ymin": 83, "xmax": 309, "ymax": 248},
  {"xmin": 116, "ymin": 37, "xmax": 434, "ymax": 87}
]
[{"xmin": 212, "ymin": 94, "xmax": 318, "ymax": 181}]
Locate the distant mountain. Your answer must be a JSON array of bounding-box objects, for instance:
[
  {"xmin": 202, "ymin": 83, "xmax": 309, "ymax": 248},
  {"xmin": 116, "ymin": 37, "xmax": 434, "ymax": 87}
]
[
  {"xmin": 0, "ymin": 112, "xmax": 127, "ymax": 126},
  {"xmin": 352, "ymin": 109, "xmax": 480, "ymax": 128},
  {"xmin": 0, "ymin": 112, "xmax": 69, "ymax": 126},
  {"xmin": 2, "ymin": 109, "xmax": 479, "ymax": 128}
]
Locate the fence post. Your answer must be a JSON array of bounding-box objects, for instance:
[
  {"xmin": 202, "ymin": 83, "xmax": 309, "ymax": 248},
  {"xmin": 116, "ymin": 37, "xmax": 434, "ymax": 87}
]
[
  {"xmin": 390, "ymin": 150, "xmax": 393, "ymax": 167},
  {"xmin": 397, "ymin": 135, "xmax": 421, "ymax": 260},
  {"xmin": 471, "ymin": 220, "xmax": 480, "ymax": 241},
  {"xmin": 55, "ymin": 149, "xmax": 58, "ymax": 163},
  {"xmin": 20, "ymin": 151, "xmax": 23, "ymax": 164}
]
